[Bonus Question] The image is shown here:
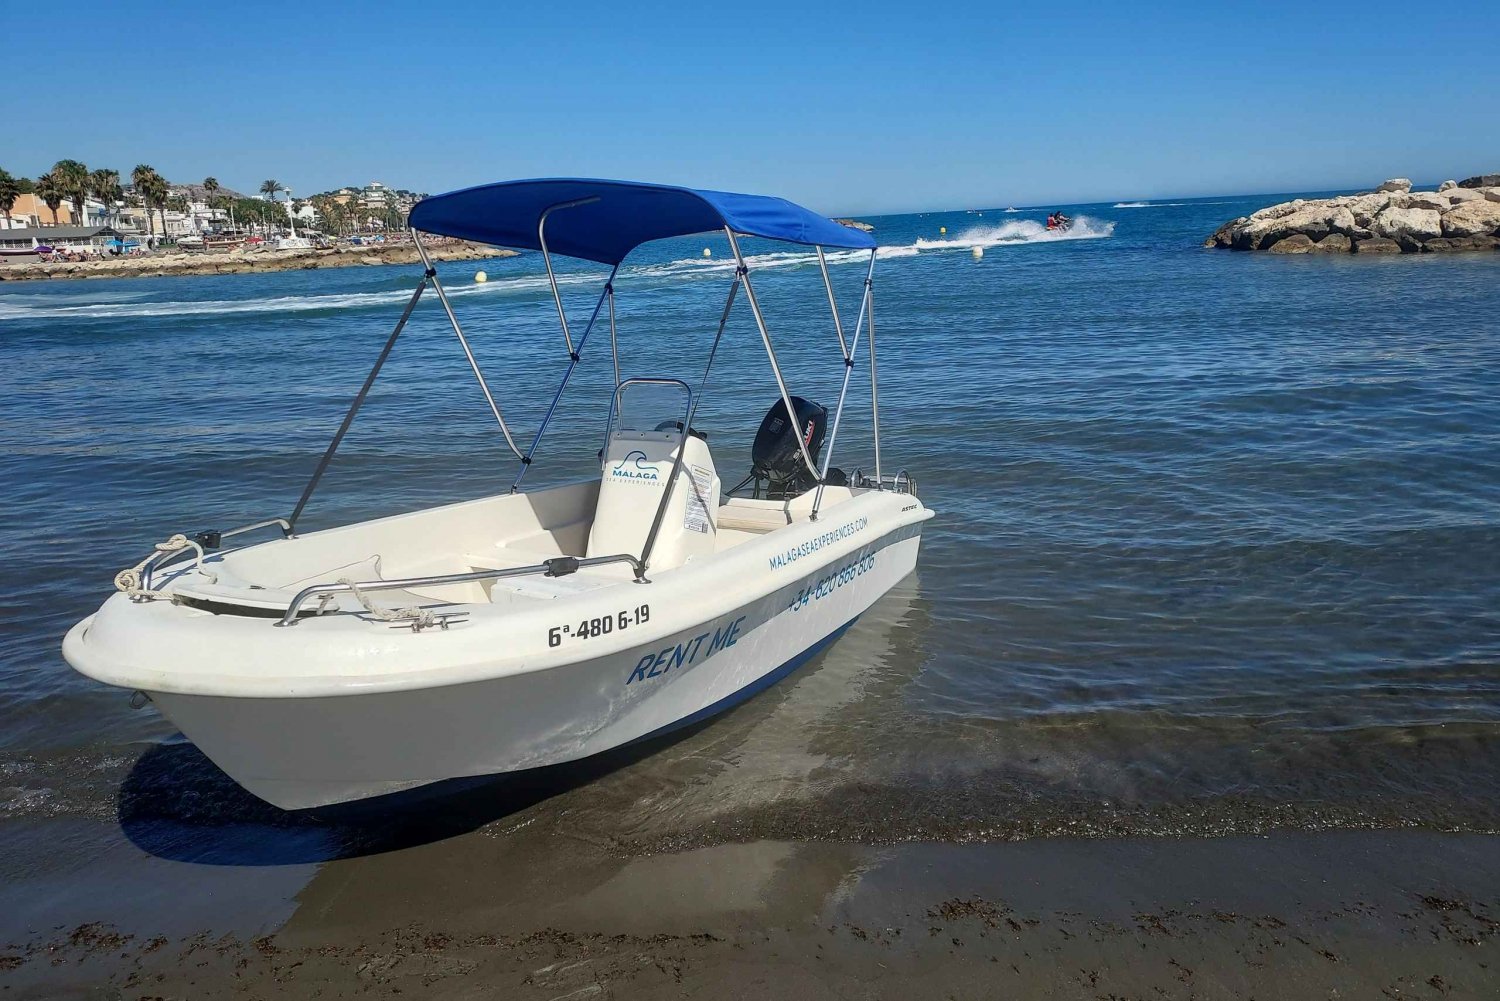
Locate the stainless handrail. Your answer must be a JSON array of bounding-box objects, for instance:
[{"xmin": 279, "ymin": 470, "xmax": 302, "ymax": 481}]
[
  {"xmin": 600, "ymin": 377, "xmax": 693, "ymax": 455},
  {"xmin": 274, "ymin": 552, "xmax": 647, "ymax": 627}
]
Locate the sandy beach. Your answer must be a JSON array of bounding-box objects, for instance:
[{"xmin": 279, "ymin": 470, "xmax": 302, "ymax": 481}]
[{"xmin": 0, "ymin": 239, "xmax": 513, "ymax": 282}]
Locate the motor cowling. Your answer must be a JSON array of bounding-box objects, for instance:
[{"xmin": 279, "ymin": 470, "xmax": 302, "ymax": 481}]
[{"xmin": 750, "ymin": 396, "xmax": 826, "ymax": 496}]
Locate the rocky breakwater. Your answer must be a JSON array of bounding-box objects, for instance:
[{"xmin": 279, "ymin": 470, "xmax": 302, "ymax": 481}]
[{"xmin": 1206, "ymin": 174, "xmax": 1500, "ymax": 254}]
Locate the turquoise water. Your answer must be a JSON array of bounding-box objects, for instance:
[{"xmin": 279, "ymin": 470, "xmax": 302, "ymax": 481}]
[{"xmin": 2, "ymin": 195, "xmax": 1498, "ymax": 873}]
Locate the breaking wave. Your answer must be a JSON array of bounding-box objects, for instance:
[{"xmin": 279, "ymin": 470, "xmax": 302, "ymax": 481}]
[{"xmin": 912, "ymin": 217, "xmax": 1114, "ymax": 250}]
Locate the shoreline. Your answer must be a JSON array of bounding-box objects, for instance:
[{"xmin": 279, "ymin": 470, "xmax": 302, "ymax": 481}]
[
  {"xmin": 0, "ymin": 239, "xmax": 515, "ymax": 282},
  {"xmin": 3, "ymin": 828, "xmax": 1496, "ymax": 999}
]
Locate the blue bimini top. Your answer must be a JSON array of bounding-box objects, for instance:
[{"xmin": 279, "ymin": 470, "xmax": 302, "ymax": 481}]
[{"xmin": 408, "ymin": 178, "xmax": 876, "ymax": 266}]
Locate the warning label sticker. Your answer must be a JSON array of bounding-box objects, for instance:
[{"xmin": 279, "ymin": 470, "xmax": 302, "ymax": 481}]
[{"xmin": 684, "ymin": 464, "xmax": 714, "ymax": 534}]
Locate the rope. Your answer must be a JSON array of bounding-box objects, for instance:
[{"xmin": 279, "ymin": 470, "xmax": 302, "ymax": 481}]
[
  {"xmin": 113, "ymin": 534, "xmax": 217, "ymax": 600},
  {"xmin": 338, "ymin": 578, "xmax": 435, "ymax": 628}
]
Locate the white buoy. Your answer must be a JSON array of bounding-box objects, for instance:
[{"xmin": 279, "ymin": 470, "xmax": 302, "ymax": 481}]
[
  {"xmin": 474, "ymin": 270, "xmax": 488, "ymax": 283},
  {"xmin": 703, "ymin": 248, "xmax": 712, "ymax": 258},
  {"xmin": 971, "ymin": 246, "xmax": 984, "ymax": 259}
]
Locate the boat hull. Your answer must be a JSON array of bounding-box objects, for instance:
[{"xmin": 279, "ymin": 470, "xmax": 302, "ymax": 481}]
[{"xmin": 73, "ymin": 524, "xmax": 923, "ymax": 810}]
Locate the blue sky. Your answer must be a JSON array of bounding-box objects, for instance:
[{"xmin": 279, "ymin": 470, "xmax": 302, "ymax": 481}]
[{"xmin": 9, "ymin": 1, "xmax": 1498, "ymax": 214}]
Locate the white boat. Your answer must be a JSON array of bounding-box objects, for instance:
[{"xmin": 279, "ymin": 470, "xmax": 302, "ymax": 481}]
[
  {"xmin": 63, "ymin": 178, "xmax": 934, "ymax": 811},
  {"xmin": 273, "ymin": 235, "xmax": 313, "ymax": 251}
]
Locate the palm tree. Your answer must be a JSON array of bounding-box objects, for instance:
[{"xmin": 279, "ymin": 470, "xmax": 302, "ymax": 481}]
[
  {"xmin": 150, "ymin": 176, "xmax": 170, "ymax": 237},
  {"xmin": 131, "ymin": 165, "xmax": 168, "ymax": 238},
  {"xmin": 89, "ymin": 168, "xmax": 122, "ymax": 229},
  {"xmin": 52, "ymin": 159, "xmax": 90, "ymax": 227},
  {"xmin": 35, "ymin": 171, "xmax": 64, "ymax": 225},
  {"xmin": 259, "ymin": 180, "xmax": 283, "ymax": 236},
  {"xmin": 0, "ymin": 169, "xmax": 20, "ymax": 229},
  {"xmin": 202, "ymin": 176, "xmax": 220, "ymax": 228}
]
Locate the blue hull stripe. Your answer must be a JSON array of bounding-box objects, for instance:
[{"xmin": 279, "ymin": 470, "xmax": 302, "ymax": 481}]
[{"xmin": 630, "ymin": 614, "xmax": 861, "ymax": 746}]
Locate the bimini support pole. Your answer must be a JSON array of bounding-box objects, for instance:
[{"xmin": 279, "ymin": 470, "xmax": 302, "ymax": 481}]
[
  {"xmin": 724, "ymin": 227, "xmax": 821, "ymax": 483},
  {"xmin": 538, "ymin": 196, "xmax": 601, "ymax": 357},
  {"xmin": 639, "ymin": 272, "xmax": 740, "ymax": 573},
  {"xmin": 288, "ymin": 275, "xmax": 427, "ymax": 532},
  {"xmin": 412, "ymin": 230, "xmax": 523, "ymax": 460},
  {"xmin": 812, "ymin": 248, "xmax": 877, "ymax": 517},
  {"xmin": 512, "ymin": 264, "xmax": 619, "ymax": 492},
  {"xmin": 816, "ymin": 246, "xmax": 849, "ymax": 358},
  {"xmin": 607, "ymin": 278, "xmax": 621, "ymax": 390},
  {"xmin": 868, "ymin": 261, "xmax": 882, "ymax": 484}
]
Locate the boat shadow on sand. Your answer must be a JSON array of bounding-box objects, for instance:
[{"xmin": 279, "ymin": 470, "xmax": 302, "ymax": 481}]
[{"xmin": 115, "ymin": 720, "xmax": 723, "ymax": 867}]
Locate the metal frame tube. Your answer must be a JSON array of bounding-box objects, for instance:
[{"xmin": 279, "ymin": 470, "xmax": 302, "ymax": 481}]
[
  {"xmin": 538, "ymin": 196, "xmax": 601, "ymax": 356},
  {"xmin": 868, "ymin": 268, "xmax": 882, "ymax": 483},
  {"xmin": 816, "ymin": 246, "xmax": 848, "ymax": 358},
  {"xmin": 723, "ymin": 228, "xmax": 821, "ymax": 481},
  {"xmin": 288, "ymin": 277, "xmax": 426, "ymax": 531},
  {"xmin": 607, "ymin": 280, "xmax": 620, "ymax": 389},
  {"xmin": 812, "ymin": 249, "xmax": 877, "ymax": 516},
  {"xmin": 413, "ymin": 231, "xmax": 523, "ymax": 460},
  {"xmin": 512, "ymin": 265, "xmax": 618, "ymax": 492},
  {"xmin": 638, "ymin": 273, "xmax": 739, "ymax": 570}
]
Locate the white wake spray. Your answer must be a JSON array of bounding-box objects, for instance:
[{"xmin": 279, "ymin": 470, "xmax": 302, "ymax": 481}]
[{"xmin": 911, "ymin": 216, "xmax": 1115, "ymax": 250}]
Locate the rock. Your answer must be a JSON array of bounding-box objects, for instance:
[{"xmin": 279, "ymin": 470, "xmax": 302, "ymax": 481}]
[
  {"xmin": 1312, "ymin": 233, "xmax": 1352, "ymax": 253},
  {"xmin": 1402, "ymin": 191, "xmax": 1450, "ymax": 211},
  {"xmin": 1205, "ymin": 217, "xmax": 1246, "ymax": 248},
  {"xmin": 1346, "ymin": 192, "xmax": 1392, "ymax": 227},
  {"xmin": 1376, "ymin": 177, "xmax": 1413, "ymax": 193},
  {"xmin": 1458, "ymin": 173, "xmax": 1500, "ymax": 189},
  {"xmin": 1266, "ymin": 233, "xmax": 1316, "ymax": 253},
  {"xmin": 1446, "ymin": 188, "xmax": 1484, "ymax": 203},
  {"xmin": 1421, "ymin": 235, "xmax": 1498, "ymax": 252},
  {"xmin": 1250, "ymin": 200, "xmax": 1304, "ymax": 221},
  {"xmin": 1372, "ymin": 206, "xmax": 1442, "ymax": 241},
  {"xmin": 1241, "ymin": 203, "xmax": 1352, "ymax": 248},
  {"xmin": 1353, "ymin": 236, "xmax": 1403, "ymax": 254},
  {"xmin": 1486, "ymin": 188, "xmax": 1500, "ymax": 204},
  {"xmin": 1438, "ymin": 180, "xmax": 1458, "ymax": 192},
  {"xmin": 1326, "ymin": 207, "xmax": 1357, "ymax": 234},
  {"xmin": 1439, "ymin": 199, "xmax": 1500, "ymax": 237}
]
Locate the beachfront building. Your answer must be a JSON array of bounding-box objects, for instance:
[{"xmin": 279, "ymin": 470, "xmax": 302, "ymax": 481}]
[
  {"xmin": 361, "ymin": 181, "xmax": 388, "ymax": 210},
  {"xmin": 0, "ymin": 225, "xmax": 122, "ymax": 256},
  {"xmin": 1, "ymin": 193, "xmax": 76, "ymax": 229}
]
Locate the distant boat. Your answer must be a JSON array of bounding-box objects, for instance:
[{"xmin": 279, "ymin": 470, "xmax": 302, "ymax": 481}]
[
  {"xmin": 1004, "ymin": 206, "xmax": 1020, "ymax": 213},
  {"xmin": 274, "ymin": 236, "xmax": 314, "ymax": 251}
]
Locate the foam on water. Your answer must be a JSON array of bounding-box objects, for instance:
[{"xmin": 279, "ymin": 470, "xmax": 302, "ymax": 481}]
[{"xmin": 912, "ymin": 216, "xmax": 1115, "ymax": 250}]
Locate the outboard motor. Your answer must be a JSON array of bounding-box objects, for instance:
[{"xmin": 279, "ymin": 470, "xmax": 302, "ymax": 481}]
[{"xmin": 744, "ymin": 396, "xmax": 827, "ymax": 499}]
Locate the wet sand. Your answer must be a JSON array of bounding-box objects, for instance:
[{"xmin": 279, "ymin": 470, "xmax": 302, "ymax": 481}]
[{"xmin": 2, "ymin": 826, "xmax": 1495, "ymax": 999}]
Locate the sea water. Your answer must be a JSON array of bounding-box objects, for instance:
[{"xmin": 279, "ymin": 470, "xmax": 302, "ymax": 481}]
[{"xmin": 1, "ymin": 194, "xmax": 1497, "ymax": 883}]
